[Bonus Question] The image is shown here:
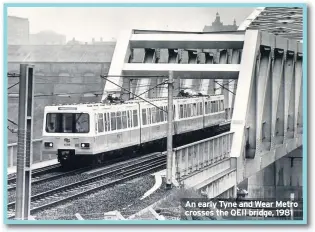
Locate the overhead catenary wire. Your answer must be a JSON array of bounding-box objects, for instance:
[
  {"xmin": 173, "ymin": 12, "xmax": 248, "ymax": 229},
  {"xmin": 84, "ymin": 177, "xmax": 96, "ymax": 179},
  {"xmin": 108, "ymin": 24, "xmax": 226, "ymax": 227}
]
[
  {"xmin": 8, "ymin": 119, "xmax": 18, "ymax": 126},
  {"xmin": 214, "ymin": 80, "xmax": 236, "ymax": 95},
  {"xmin": 100, "ymin": 75, "xmax": 167, "ymax": 113},
  {"xmin": 8, "ymin": 82, "xmax": 20, "ymax": 90},
  {"xmin": 7, "ymin": 84, "xmax": 236, "ymax": 98}
]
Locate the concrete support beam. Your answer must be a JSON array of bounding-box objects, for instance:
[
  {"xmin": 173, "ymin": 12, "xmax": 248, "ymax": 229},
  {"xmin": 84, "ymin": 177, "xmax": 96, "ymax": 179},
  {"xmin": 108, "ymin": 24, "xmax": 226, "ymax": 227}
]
[
  {"xmin": 199, "ymin": 51, "xmax": 215, "ymax": 95},
  {"xmin": 295, "ymin": 53, "xmax": 303, "ymax": 135},
  {"xmin": 135, "ymin": 48, "xmax": 158, "ymax": 98},
  {"xmin": 229, "ymin": 49, "xmax": 241, "ymax": 119},
  {"xmin": 284, "ymin": 50, "xmax": 296, "ymax": 140},
  {"xmin": 158, "ymin": 49, "xmax": 171, "ymax": 97},
  {"xmin": 191, "ymin": 50, "xmax": 203, "ymax": 94},
  {"xmin": 271, "ymin": 47, "xmax": 285, "ymax": 149},
  {"xmin": 129, "ymin": 33, "xmax": 245, "ymax": 49},
  {"xmin": 215, "ymin": 50, "xmax": 228, "ymax": 95},
  {"xmin": 256, "ymin": 45, "xmax": 272, "ymax": 153},
  {"xmin": 102, "ymin": 30, "xmax": 132, "ymax": 100},
  {"xmin": 230, "ymin": 30, "xmax": 260, "ymax": 158},
  {"xmin": 230, "ymin": 30, "xmax": 260, "ymax": 183},
  {"xmin": 148, "ymin": 77, "xmax": 158, "ymax": 98},
  {"xmin": 123, "ymin": 64, "xmax": 240, "ymax": 79},
  {"xmin": 121, "ymin": 75, "xmax": 131, "ymax": 100}
]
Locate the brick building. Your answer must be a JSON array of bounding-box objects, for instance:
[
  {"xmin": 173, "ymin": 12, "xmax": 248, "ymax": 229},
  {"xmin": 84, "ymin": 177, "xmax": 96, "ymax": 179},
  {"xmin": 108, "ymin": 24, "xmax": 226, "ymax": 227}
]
[{"xmin": 7, "ymin": 43, "xmax": 115, "ymax": 143}]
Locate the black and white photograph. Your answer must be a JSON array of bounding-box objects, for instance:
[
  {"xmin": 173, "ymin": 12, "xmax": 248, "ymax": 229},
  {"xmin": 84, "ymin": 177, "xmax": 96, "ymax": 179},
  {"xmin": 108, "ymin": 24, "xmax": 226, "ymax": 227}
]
[{"xmin": 4, "ymin": 4, "xmax": 306, "ymax": 223}]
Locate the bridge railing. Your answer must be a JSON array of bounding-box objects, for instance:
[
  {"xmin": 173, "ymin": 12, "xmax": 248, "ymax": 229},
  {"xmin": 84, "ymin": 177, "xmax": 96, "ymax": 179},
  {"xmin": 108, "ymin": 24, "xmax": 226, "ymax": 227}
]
[
  {"xmin": 173, "ymin": 131, "xmax": 234, "ymax": 181},
  {"xmin": 7, "ymin": 139, "xmax": 50, "ymax": 168}
]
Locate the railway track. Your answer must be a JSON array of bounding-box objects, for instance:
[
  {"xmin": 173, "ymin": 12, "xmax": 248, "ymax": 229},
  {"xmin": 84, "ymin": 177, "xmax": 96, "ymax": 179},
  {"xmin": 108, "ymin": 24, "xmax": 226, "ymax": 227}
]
[
  {"xmin": 7, "ymin": 124, "xmax": 230, "ymax": 219},
  {"xmin": 7, "ymin": 164, "xmax": 61, "ymax": 187},
  {"xmin": 8, "ymin": 165, "xmax": 94, "ymax": 192},
  {"xmin": 8, "ymin": 152, "xmax": 166, "ymax": 219},
  {"xmin": 7, "ymin": 153, "xmax": 151, "ymax": 192}
]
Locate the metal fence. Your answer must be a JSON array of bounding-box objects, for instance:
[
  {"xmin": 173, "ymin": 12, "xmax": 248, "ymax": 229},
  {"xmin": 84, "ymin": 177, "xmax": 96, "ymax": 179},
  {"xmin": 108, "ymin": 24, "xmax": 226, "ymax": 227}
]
[{"xmin": 7, "ymin": 138, "xmax": 53, "ymax": 168}]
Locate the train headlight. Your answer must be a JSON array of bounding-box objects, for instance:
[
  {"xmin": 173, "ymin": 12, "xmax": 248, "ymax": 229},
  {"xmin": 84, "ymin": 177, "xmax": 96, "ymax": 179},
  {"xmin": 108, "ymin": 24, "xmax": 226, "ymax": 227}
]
[
  {"xmin": 81, "ymin": 143, "xmax": 90, "ymax": 148},
  {"xmin": 44, "ymin": 142, "xmax": 53, "ymax": 148}
]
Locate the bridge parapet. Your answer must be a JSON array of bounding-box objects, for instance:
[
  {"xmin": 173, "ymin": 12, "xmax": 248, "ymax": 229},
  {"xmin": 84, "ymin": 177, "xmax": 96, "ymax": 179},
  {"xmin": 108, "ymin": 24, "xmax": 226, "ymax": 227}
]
[{"xmin": 173, "ymin": 132, "xmax": 234, "ymax": 189}]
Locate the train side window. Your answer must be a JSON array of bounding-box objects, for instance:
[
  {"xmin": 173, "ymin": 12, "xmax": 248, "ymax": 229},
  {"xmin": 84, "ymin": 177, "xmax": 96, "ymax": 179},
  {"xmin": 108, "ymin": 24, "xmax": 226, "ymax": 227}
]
[
  {"xmin": 103, "ymin": 113, "xmax": 107, "ymax": 131},
  {"xmin": 159, "ymin": 108, "xmax": 164, "ymax": 122},
  {"xmin": 200, "ymin": 102, "xmax": 203, "ymax": 115},
  {"xmin": 180, "ymin": 105, "xmax": 184, "ymax": 119},
  {"xmin": 122, "ymin": 111, "xmax": 127, "ymax": 129},
  {"xmin": 133, "ymin": 110, "xmax": 138, "ymax": 127},
  {"xmin": 215, "ymin": 101, "xmax": 218, "ymax": 112},
  {"xmin": 104, "ymin": 113, "xmax": 108, "ymax": 131},
  {"xmin": 211, "ymin": 101, "xmax": 215, "ymax": 113},
  {"xmin": 127, "ymin": 110, "xmax": 132, "ymax": 128},
  {"xmin": 173, "ymin": 105, "xmax": 175, "ymax": 119},
  {"xmin": 205, "ymin": 102, "xmax": 208, "ymax": 114},
  {"xmin": 186, "ymin": 104, "xmax": 189, "ymax": 117},
  {"xmin": 110, "ymin": 112, "xmax": 116, "ymax": 131},
  {"xmin": 187, "ymin": 104, "xmax": 191, "ymax": 117},
  {"xmin": 193, "ymin": 103, "xmax": 197, "ymax": 116},
  {"xmin": 221, "ymin": 100, "xmax": 224, "ymax": 111},
  {"xmin": 151, "ymin": 108, "xmax": 156, "ymax": 124},
  {"xmin": 98, "ymin": 113, "xmax": 104, "ymax": 133},
  {"xmin": 116, "ymin": 111, "xmax": 122, "ymax": 130},
  {"xmin": 186, "ymin": 104, "xmax": 189, "ymax": 118},
  {"xmin": 147, "ymin": 108, "xmax": 151, "ymax": 124},
  {"xmin": 142, "ymin": 109, "xmax": 147, "ymax": 125},
  {"xmin": 156, "ymin": 108, "xmax": 160, "ymax": 123}
]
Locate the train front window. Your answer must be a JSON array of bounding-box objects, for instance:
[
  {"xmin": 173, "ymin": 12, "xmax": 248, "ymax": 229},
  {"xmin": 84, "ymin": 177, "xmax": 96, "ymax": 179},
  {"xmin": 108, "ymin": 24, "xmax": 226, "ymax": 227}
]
[{"xmin": 46, "ymin": 113, "xmax": 90, "ymax": 133}]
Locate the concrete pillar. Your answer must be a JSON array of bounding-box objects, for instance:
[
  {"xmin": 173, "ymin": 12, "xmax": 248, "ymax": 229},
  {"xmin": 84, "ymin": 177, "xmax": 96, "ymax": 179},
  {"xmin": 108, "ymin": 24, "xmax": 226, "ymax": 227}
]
[
  {"xmin": 247, "ymin": 147, "xmax": 302, "ymax": 199},
  {"xmin": 247, "ymin": 162, "xmax": 276, "ymax": 198}
]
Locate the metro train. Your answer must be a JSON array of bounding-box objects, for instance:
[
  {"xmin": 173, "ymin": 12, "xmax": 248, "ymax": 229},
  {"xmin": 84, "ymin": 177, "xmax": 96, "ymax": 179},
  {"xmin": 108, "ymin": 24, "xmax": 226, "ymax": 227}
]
[{"xmin": 42, "ymin": 95, "xmax": 227, "ymax": 167}]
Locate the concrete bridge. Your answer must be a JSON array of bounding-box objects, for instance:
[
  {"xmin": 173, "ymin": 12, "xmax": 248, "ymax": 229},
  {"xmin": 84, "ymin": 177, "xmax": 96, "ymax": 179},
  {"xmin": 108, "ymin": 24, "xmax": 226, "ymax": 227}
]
[
  {"xmin": 102, "ymin": 7, "xmax": 304, "ymax": 199},
  {"xmin": 7, "ymin": 7, "xmax": 304, "ymax": 200}
]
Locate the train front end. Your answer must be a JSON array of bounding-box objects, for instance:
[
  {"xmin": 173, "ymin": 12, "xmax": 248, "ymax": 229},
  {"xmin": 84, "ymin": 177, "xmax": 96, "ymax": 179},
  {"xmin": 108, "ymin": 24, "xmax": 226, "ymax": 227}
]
[{"xmin": 42, "ymin": 105, "xmax": 95, "ymax": 167}]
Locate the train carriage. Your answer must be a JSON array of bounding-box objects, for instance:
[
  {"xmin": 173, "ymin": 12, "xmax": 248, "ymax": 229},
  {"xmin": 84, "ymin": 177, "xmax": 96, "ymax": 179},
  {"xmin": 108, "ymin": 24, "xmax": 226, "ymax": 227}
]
[{"xmin": 42, "ymin": 95, "xmax": 227, "ymax": 167}]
